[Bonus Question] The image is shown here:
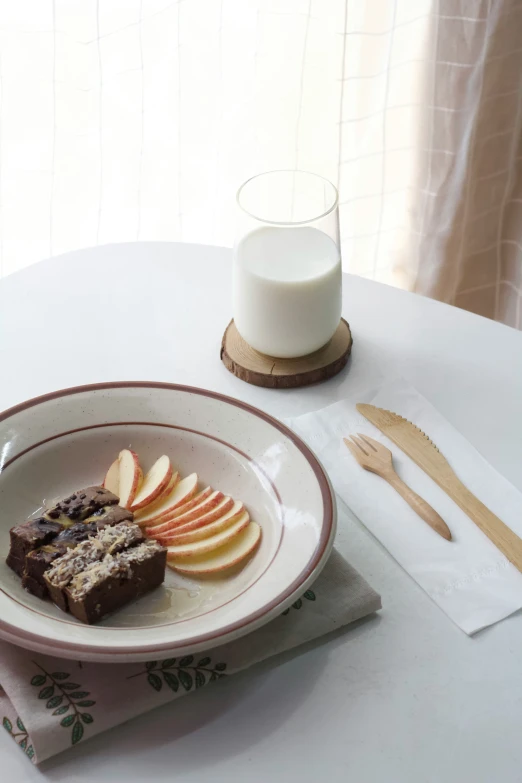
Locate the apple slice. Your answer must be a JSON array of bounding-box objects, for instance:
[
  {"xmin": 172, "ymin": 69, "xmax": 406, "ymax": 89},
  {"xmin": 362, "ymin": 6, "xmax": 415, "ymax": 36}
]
[
  {"xmin": 165, "ymin": 513, "xmax": 250, "ymax": 558},
  {"xmin": 135, "ymin": 472, "xmax": 179, "ymax": 516},
  {"xmin": 165, "ymin": 509, "xmax": 249, "ymax": 546},
  {"xmin": 129, "ymin": 455, "xmax": 173, "ymax": 512},
  {"xmin": 103, "ymin": 458, "xmax": 120, "ymax": 495},
  {"xmin": 169, "ymin": 522, "xmax": 261, "ymax": 574},
  {"xmin": 118, "ymin": 449, "xmax": 142, "ymax": 508},
  {"xmin": 151, "ymin": 496, "xmax": 234, "ymax": 542},
  {"xmin": 144, "ymin": 486, "xmax": 213, "ymax": 527},
  {"xmin": 146, "ymin": 491, "xmax": 227, "ymax": 538},
  {"xmin": 154, "ymin": 472, "xmax": 179, "ymax": 503},
  {"xmin": 148, "ymin": 489, "xmax": 224, "ymax": 531},
  {"xmin": 160, "ymin": 500, "xmax": 245, "ymax": 541},
  {"xmin": 133, "ymin": 473, "xmax": 199, "ymax": 525}
]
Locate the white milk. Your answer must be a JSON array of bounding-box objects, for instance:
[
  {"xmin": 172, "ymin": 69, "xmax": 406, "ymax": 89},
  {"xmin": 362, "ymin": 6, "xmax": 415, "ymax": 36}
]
[{"xmin": 233, "ymin": 226, "xmax": 342, "ymax": 358}]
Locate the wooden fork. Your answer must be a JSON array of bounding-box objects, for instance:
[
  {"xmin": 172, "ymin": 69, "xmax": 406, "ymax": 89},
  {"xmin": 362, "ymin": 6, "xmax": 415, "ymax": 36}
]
[{"xmin": 344, "ymin": 433, "xmax": 452, "ymax": 541}]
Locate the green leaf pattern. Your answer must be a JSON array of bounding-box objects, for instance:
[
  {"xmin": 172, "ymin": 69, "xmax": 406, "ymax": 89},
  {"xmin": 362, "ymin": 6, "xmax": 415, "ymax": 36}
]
[
  {"xmin": 2, "ymin": 714, "xmax": 34, "ymax": 760},
  {"xmin": 178, "ymin": 669, "xmax": 193, "ymax": 691},
  {"xmin": 281, "ymin": 587, "xmax": 317, "ymax": 615},
  {"xmin": 163, "ymin": 671, "xmax": 179, "ymax": 692},
  {"xmin": 30, "ymin": 675, "xmax": 45, "ymax": 687},
  {"xmin": 128, "ymin": 655, "xmax": 228, "ymax": 693},
  {"xmin": 28, "ymin": 662, "xmax": 96, "ymax": 748},
  {"xmin": 3, "ymin": 585, "xmax": 318, "ymax": 762},
  {"xmin": 72, "ymin": 721, "xmax": 84, "ymax": 745},
  {"xmin": 147, "ymin": 673, "xmax": 163, "ymax": 692}
]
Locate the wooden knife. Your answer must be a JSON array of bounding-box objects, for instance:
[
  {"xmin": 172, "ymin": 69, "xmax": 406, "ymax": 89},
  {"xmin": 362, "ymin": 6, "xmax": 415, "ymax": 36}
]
[{"xmin": 357, "ymin": 403, "xmax": 522, "ymax": 573}]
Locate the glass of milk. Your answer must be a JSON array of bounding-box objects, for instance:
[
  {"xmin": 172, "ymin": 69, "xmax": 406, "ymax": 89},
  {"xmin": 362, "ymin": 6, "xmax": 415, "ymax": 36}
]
[{"xmin": 233, "ymin": 170, "xmax": 341, "ymax": 358}]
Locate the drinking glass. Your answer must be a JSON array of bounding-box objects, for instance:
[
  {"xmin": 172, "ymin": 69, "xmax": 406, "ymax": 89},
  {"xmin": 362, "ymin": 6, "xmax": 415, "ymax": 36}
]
[{"xmin": 233, "ymin": 170, "xmax": 341, "ymax": 358}]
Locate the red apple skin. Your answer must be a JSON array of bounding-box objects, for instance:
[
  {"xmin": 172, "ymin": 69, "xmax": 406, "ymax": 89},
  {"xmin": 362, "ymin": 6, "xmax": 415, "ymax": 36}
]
[
  {"xmin": 168, "ymin": 522, "xmax": 261, "ymax": 574},
  {"xmin": 135, "ymin": 474, "xmax": 199, "ymax": 525},
  {"xmin": 149, "ymin": 496, "xmax": 234, "ymax": 543},
  {"xmin": 160, "ymin": 500, "xmax": 244, "ymax": 541},
  {"xmin": 163, "ymin": 513, "xmax": 250, "ymax": 556},
  {"xmin": 165, "ymin": 508, "xmax": 249, "ymax": 546},
  {"xmin": 143, "ymin": 486, "xmax": 213, "ymax": 527},
  {"xmin": 129, "ymin": 457, "xmax": 173, "ymax": 511},
  {"xmin": 145, "ymin": 491, "xmax": 226, "ymax": 537}
]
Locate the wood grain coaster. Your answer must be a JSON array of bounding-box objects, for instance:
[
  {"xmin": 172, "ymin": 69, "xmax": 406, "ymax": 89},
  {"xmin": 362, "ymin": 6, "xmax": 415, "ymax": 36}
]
[{"xmin": 220, "ymin": 318, "xmax": 353, "ymax": 389}]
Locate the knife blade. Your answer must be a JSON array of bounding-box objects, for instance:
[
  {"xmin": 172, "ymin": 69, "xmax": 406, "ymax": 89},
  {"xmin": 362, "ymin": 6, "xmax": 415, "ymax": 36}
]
[{"xmin": 356, "ymin": 403, "xmax": 522, "ymax": 572}]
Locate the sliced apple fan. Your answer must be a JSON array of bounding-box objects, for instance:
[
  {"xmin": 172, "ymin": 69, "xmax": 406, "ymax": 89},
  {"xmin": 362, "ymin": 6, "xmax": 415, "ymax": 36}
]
[{"xmin": 102, "ymin": 453, "xmax": 261, "ymax": 574}]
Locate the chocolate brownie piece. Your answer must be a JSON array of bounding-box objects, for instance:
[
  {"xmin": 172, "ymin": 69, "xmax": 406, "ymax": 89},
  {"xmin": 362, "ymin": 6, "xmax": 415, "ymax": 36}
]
[
  {"xmin": 23, "ymin": 548, "xmax": 64, "ymax": 597},
  {"xmin": 25, "ymin": 522, "xmax": 103, "ymax": 583},
  {"xmin": 84, "ymin": 505, "xmax": 134, "ymax": 527},
  {"xmin": 7, "ymin": 518, "xmax": 63, "ymax": 576},
  {"xmin": 21, "ymin": 573, "xmax": 50, "ymax": 598},
  {"xmin": 7, "ymin": 486, "xmax": 122, "ymax": 578},
  {"xmin": 22, "ymin": 507, "xmax": 134, "ymax": 598},
  {"xmin": 5, "ymin": 554, "xmax": 26, "ymax": 578},
  {"xmin": 44, "ymin": 523, "xmax": 144, "ymax": 611},
  {"xmin": 65, "ymin": 540, "xmax": 166, "ymax": 624},
  {"xmin": 46, "ymin": 486, "xmax": 119, "ymax": 524}
]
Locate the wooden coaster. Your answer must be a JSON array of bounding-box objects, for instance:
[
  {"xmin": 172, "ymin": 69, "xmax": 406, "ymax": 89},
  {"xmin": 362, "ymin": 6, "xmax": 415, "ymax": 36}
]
[{"xmin": 220, "ymin": 319, "xmax": 353, "ymax": 389}]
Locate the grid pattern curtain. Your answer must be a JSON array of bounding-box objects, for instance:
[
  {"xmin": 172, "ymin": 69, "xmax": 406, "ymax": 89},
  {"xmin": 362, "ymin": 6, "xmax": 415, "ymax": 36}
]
[
  {"xmin": 413, "ymin": 0, "xmax": 522, "ymax": 329},
  {"xmin": 0, "ymin": 0, "xmax": 520, "ymax": 328}
]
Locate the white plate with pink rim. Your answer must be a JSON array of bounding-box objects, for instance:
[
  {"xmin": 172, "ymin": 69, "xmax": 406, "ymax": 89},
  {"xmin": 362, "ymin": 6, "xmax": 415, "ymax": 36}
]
[{"xmin": 0, "ymin": 382, "xmax": 336, "ymax": 662}]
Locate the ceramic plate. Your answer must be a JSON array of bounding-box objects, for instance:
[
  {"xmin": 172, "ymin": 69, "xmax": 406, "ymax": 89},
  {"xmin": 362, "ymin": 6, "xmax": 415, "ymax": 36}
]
[{"xmin": 0, "ymin": 382, "xmax": 336, "ymax": 662}]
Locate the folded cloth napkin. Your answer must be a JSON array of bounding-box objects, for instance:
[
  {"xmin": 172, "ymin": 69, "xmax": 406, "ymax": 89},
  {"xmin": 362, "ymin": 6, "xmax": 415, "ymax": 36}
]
[
  {"xmin": 0, "ymin": 549, "xmax": 379, "ymax": 765},
  {"xmin": 286, "ymin": 377, "xmax": 522, "ymax": 635}
]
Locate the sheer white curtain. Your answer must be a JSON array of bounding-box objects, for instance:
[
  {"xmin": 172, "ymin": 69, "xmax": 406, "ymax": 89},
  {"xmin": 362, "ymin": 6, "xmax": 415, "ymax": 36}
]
[
  {"xmin": 7, "ymin": 0, "xmax": 521, "ymax": 329},
  {"xmin": 0, "ymin": 0, "xmax": 428, "ymax": 282}
]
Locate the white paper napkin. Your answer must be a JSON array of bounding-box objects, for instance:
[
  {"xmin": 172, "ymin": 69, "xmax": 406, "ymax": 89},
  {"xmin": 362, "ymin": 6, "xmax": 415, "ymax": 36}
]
[{"xmin": 286, "ymin": 378, "xmax": 522, "ymax": 634}]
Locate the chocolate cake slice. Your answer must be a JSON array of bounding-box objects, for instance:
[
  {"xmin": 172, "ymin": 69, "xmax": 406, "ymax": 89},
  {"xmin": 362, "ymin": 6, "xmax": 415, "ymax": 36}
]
[
  {"xmin": 22, "ymin": 506, "xmax": 134, "ymax": 598},
  {"xmin": 65, "ymin": 540, "xmax": 166, "ymax": 624},
  {"xmin": 7, "ymin": 486, "xmax": 166, "ymax": 623},
  {"xmin": 6, "ymin": 518, "xmax": 63, "ymax": 577},
  {"xmin": 45, "ymin": 485, "xmax": 119, "ymax": 523},
  {"xmin": 6, "ymin": 486, "xmax": 120, "ymax": 579},
  {"xmin": 44, "ymin": 522, "xmax": 146, "ymax": 611}
]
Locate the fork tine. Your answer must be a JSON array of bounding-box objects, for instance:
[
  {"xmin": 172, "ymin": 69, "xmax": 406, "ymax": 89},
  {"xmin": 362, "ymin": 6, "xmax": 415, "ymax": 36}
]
[
  {"xmin": 357, "ymin": 433, "xmax": 378, "ymax": 452},
  {"xmin": 350, "ymin": 435, "xmax": 369, "ymax": 456},
  {"xmin": 343, "ymin": 438, "xmax": 364, "ymax": 464},
  {"xmin": 343, "ymin": 437, "xmax": 360, "ymax": 461}
]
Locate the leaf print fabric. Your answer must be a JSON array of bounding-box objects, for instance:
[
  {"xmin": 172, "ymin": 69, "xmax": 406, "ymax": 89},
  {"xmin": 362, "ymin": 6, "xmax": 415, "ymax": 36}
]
[
  {"xmin": 128, "ymin": 656, "xmax": 228, "ymax": 693},
  {"xmin": 0, "ymin": 550, "xmax": 380, "ymax": 765}
]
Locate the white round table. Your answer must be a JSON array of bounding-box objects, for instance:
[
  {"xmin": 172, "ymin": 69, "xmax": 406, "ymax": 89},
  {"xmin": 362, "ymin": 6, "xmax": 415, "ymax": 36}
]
[{"xmin": 1, "ymin": 242, "xmax": 521, "ymax": 783}]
